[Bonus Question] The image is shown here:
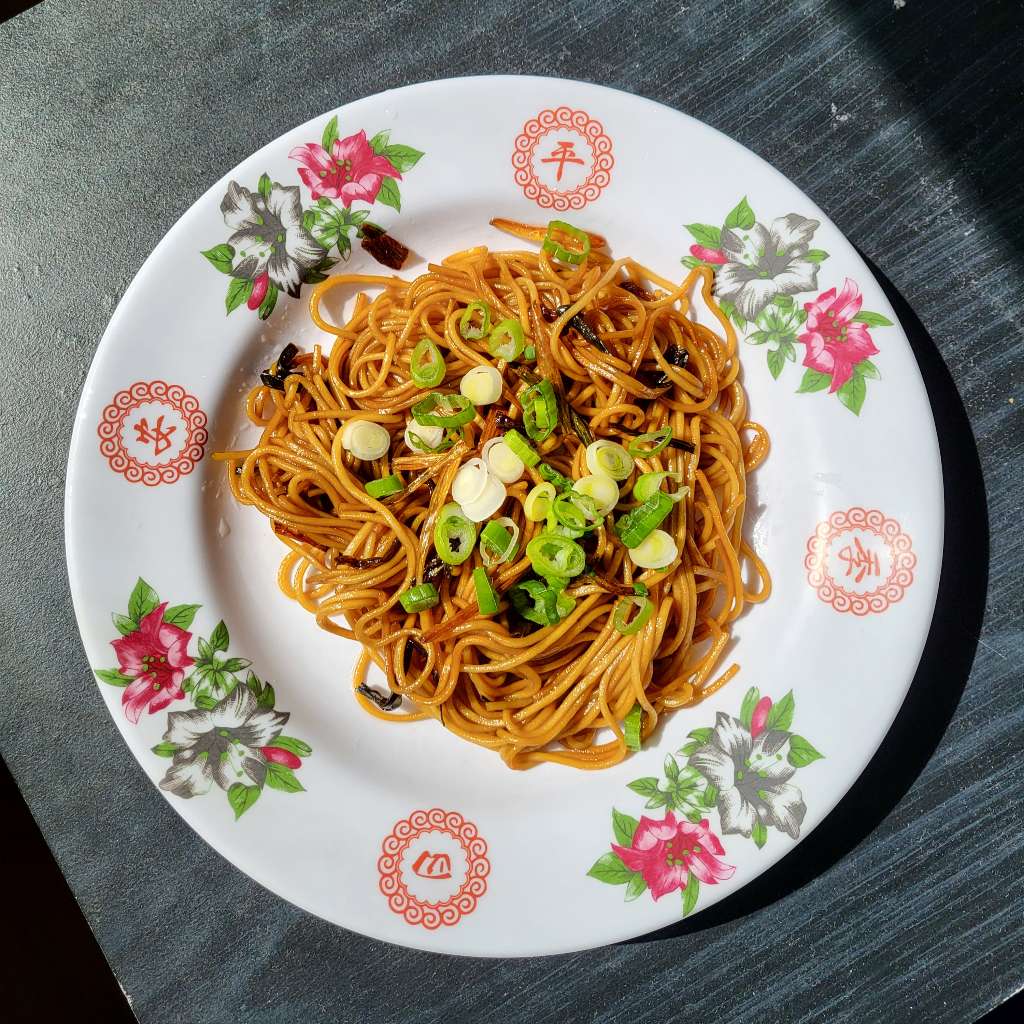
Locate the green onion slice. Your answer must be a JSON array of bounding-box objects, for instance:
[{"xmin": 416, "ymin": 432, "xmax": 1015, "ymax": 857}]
[
  {"xmin": 613, "ymin": 595, "xmax": 654, "ymax": 635},
  {"xmin": 434, "ymin": 502, "xmax": 477, "ymax": 565},
  {"xmin": 632, "ymin": 470, "xmax": 684, "ymax": 504},
  {"xmin": 526, "ymin": 533, "xmax": 586, "ymax": 579},
  {"xmin": 541, "ymin": 220, "xmax": 592, "ymax": 266},
  {"xmin": 585, "ymin": 439, "xmax": 634, "ymax": 481},
  {"xmin": 509, "ymin": 578, "xmax": 576, "ymax": 627},
  {"xmin": 572, "ymin": 474, "xmax": 619, "ymax": 516},
  {"xmin": 521, "ymin": 379, "xmax": 559, "ymax": 441},
  {"xmin": 411, "ymin": 391, "xmax": 475, "ymax": 429},
  {"xmin": 459, "ymin": 301, "xmax": 491, "ymax": 340},
  {"xmin": 399, "ymin": 583, "xmax": 439, "ymax": 613},
  {"xmin": 502, "ymin": 429, "xmax": 539, "ymax": 467},
  {"xmin": 623, "ymin": 702, "xmax": 643, "ymax": 751},
  {"xmin": 627, "ymin": 528, "xmax": 678, "ymax": 570},
  {"xmin": 472, "ymin": 567, "xmax": 500, "ymax": 615},
  {"xmin": 460, "ymin": 365, "xmax": 503, "ymax": 406},
  {"xmin": 538, "ymin": 462, "xmax": 575, "ymax": 492},
  {"xmin": 524, "ymin": 482, "xmax": 556, "ymax": 521},
  {"xmin": 482, "ymin": 437, "xmax": 525, "ymax": 483},
  {"xmin": 614, "ymin": 492, "xmax": 674, "ymax": 548},
  {"xmin": 410, "ymin": 339, "xmax": 445, "ymax": 388},
  {"xmin": 479, "ymin": 517, "xmax": 520, "ymax": 567},
  {"xmin": 365, "ymin": 474, "xmax": 403, "ymax": 499},
  {"xmin": 488, "ymin": 319, "xmax": 526, "ymax": 361},
  {"xmin": 626, "ymin": 427, "xmax": 673, "ymax": 458},
  {"xmin": 551, "ymin": 493, "xmax": 589, "ymax": 531}
]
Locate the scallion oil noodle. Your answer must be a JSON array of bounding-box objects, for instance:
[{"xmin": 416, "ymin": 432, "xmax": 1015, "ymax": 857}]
[{"xmin": 215, "ymin": 225, "xmax": 770, "ymax": 769}]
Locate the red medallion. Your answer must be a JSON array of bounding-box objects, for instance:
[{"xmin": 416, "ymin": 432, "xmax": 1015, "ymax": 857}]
[
  {"xmin": 805, "ymin": 507, "xmax": 916, "ymax": 615},
  {"xmin": 97, "ymin": 381, "xmax": 207, "ymax": 486},
  {"xmin": 512, "ymin": 107, "xmax": 614, "ymax": 210},
  {"xmin": 378, "ymin": 808, "xmax": 490, "ymax": 929}
]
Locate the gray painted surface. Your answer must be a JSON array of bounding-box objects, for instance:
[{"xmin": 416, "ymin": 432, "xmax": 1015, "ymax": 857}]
[{"xmin": 0, "ymin": 1, "xmax": 1021, "ymax": 1021}]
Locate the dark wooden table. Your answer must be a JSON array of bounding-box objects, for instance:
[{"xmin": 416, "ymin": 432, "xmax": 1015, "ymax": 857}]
[{"xmin": 1, "ymin": 2, "xmax": 1020, "ymax": 1021}]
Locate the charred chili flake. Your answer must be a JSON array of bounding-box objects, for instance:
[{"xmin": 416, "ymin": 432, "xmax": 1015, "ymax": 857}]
[
  {"xmin": 402, "ymin": 637, "xmax": 429, "ymax": 674},
  {"xmin": 552, "ymin": 303, "xmax": 609, "ymax": 354},
  {"xmin": 356, "ymin": 683, "xmax": 402, "ymax": 711},
  {"xmin": 664, "ymin": 344, "xmax": 689, "ymax": 368},
  {"xmin": 334, "ymin": 553, "xmax": 390, "ymax": 569},
  {"xmin": 638, "ymin": 346, "xmax": 689, "ymax": 390},
  {"xmin": 360, "ymin": 223, "xmax": 409, "ymax": 270},
  {"xmin": 494, "ymin": 411, "xmax": 517, "ymax": 433},
  {"xmin": 423, "ymin": 551, "xmax": 449, "ymax": 585},
  {"xmin": 620, "ymin": 280, "xmax": 656, "ymax": 301},
  {"xmin": 261, "ymin": 342, "xmax": 302, "ymax": 390}
]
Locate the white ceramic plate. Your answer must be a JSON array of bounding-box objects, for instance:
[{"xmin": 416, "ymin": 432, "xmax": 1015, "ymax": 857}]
[{"xmin": 66, "ymin": 76, "xmax": 942, "ymax": 955}]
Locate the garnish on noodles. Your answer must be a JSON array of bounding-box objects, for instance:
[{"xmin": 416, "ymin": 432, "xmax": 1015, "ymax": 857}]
[{"xmin": 215, "ymin": 220, "xmax": 771, "ymax": 769}]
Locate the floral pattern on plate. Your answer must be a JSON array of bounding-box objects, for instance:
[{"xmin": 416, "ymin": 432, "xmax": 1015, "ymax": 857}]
[
  {"xmin": 588, "ymin": 687, "xmax": 823, "ymax": 916},
  {"xmin": 94, "ymin": 578, "xmax": 311, "ymax": 819},
  {"xmin": 200, "ymin": 115, "xmax": 423, "ymax": 320},
  {"xmin": 683, "ymin": 197, "xmax": 894, "ymax": 414}
]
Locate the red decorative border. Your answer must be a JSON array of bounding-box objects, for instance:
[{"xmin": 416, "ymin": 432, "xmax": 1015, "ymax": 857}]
[
  {"xmin": 804, "ymin": 507, "xmax": 916, "ymax": 615},
  {"xmin": 378, "ymin": 808, "xmax": 490, "ymax": 929},
  {"xmin": 97, "ymin": 380, "xmax": 208, "ymax": 486},
  {"xmin": 512, "ymin": 107, "xmax": 614, "ymax": 211}
]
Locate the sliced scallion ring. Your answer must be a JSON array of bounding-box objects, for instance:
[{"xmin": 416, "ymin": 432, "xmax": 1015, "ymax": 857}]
[
  {"xmin": 459, "ymin": 300, "xmax": 491, "ymax": 340},
  {"xmin": 521, "ymin": 379, "xmax": 559, "ymax": 441},
  {"xmin": 482, "ymin": 437, "xmax": 525, "ymax": 483},
  {"xmin": 625, "ymin": 426, "xmax": 673, "ymax": 458},
  {"xmin": 341, "ymin": 419, "xmax": 391, "ymax": 461},
  {"xmin": 524, "ymin": 482, "xmax": 556, "ymax": 522},
  {"xmin": 459, "ymin": 474, "xmax": 507, "ymax": 522},
  {"xmin": 460, "ymin": 364, "xmax": 503, "ymax": 406},
  {"xmin": 627, "ymin": 528, "xmax": 678, "ymax": 569},
  {"xmin": 632, "ymin": 470, "xmax": 683, "ymax": 503},
  {"xmin": 572, "ymin": 474, "xmax": 619, "ymax": 516},
  {"xmin": 502, "ymin": 429, "xmax": 539, "ymax": 467},
  {"xmin": 472, "ymin": 567, "xmax": 500, "ymax": 615},
  {"xmin": 452, "ymin": 458, "xmax": 490, "ymax": 506},
  {"xmin": 404, "ymin": 422, "xmax": 447, "ymax": 453},
  {"xmin": 613, "ymin": 595, "xmax": 654, "ymax": 635},
  {"xmin": 487, "ymin": 319, "xmax": 526, "ymax": 361},
  {"xmin": 411, "ymin": 391, "xmax": 475, "ymax": 429},
  {"xmin": 585, "ymin": 439, "xmax": 634, "ymax": 481},
  {"xmin": 537, "ymin": 462, "xmax": 575, "ymax": 492},
  {"xmin": 551, "ymin": 493, "xmax": 589, "ymax": 531},
  {"xmin": 526, "ymin": 533, "xmax": 586, "ymax": 579},
  {"xmin": 541, "ymin": 220, "xmax": 592, "ymax": 266},
  {"xmin": 479, "ymin": 517, "xmax": 520, "ymax": 567},
  {"xmin": 399, "ymin": 583, "xmax": 439, "ymax": 613},
  {"xmin": 623, "ymin": 703, "xmax": 643, "ymax": 751},
  {"xmin": 434, "ymin": 503, "xmax": 477, "ymax": 565},
  {"xmin": 365, "ymin": 474, "xmax": 403, "ymax": 499},
  {"xmin": 615, "ymin": 492, "xmax": 674, "ymax": 548},
  {"xmin": 410, "ymin": 338, "xmax": 446, "ymax": 388}
]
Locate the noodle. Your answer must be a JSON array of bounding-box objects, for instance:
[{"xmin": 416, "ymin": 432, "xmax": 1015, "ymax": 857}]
[{"xmin": 215, "ymin": 230, "xmax": 770, "ymax": 770}]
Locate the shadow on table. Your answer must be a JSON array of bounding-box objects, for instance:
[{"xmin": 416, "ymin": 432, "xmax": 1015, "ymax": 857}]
[{"xmin": 630, "ymin": 260, "xmax": 989, "ymax": 944}]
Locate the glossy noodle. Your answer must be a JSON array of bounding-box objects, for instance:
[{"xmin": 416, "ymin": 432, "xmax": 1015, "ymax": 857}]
[{"xmin": 215, "ymin": 224, "xmax": 770, "ymax": 769}]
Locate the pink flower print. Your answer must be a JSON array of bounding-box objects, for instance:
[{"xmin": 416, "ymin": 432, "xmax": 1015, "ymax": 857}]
[
  {"xmin": 290, "ymin": 130, "xmax": 401, "ymax": 207},
  {"xmin": 690, "ymin": 244, "xmax": 727, "ymax": 264},
  {"xmin": 247, "ymin": 272, "xmax": 269, "ymax": 310},
  {"xmin": 111, "ymin": 603, "xmax": 194, "ymax": 724},
  {"xmin": 260, "ymin": 746, "xmax": 301, "ymax": 769},
  {"xmin": 750, "ymin": 696, "xmax": 772, "ymax": 738},
  {"xmin": 612, "ymin": 811, "xmax": 735, "ymax": 900},
  {"xmin": 798, "ymin": 278, "xmax": 879, "ymax": 392}
]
